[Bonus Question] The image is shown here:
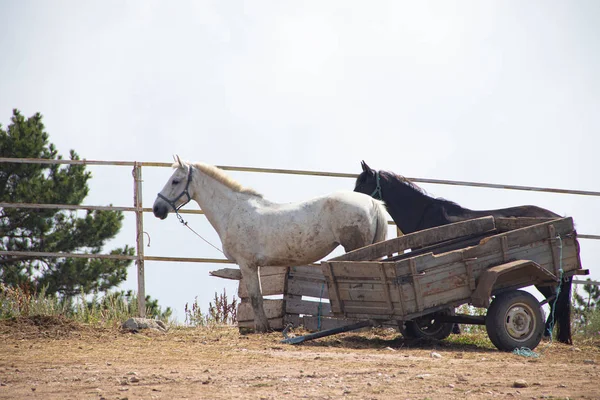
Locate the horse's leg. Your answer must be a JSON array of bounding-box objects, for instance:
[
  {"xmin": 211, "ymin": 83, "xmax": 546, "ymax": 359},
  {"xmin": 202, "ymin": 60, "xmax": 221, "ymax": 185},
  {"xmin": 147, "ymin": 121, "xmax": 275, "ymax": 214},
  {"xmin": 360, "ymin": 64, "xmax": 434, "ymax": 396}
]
[
  {"xmin": 239, "ymin": 262, "xmax": 270, "ymax": 333},
  {"xmin": 537, "ymin": 278, "xmax": 573, "ymax": 344},
  {"xmin": 555, "ymin": 277, "xmax": 573, "ymax": 344},
  {"xmin": 537, "ymin": 285, "xmax": 556, "ymax": 337}
]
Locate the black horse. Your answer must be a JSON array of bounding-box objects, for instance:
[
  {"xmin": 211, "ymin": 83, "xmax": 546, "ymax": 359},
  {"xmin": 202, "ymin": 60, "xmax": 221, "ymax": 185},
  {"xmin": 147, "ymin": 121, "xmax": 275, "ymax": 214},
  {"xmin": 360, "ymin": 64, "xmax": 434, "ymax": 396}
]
[{"xmin": 354, "ymin": 161, "xmax": 573, "ymax": 344}]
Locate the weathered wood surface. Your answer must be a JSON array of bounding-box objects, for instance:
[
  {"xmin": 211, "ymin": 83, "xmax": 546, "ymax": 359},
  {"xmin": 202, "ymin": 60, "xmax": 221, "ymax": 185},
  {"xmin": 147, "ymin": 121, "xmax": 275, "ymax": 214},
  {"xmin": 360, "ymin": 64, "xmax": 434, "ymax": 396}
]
[
  {"xmin": 211, "ymin": 266, "xmax": 288, "ymax": 281},
  {"xmin": 330, "ymin": 216, "xmax": 497, "ymax": 262},
  {"xmin": 237, "ymin": 299, "xmax": 285, "ymax": 329},
  {"xmin": 322, "ymin": 217, "xmax": 582, "ymax": 321},
  {"xmin": 494, "ymin": 217, "xmax": 558, "ymax": 232},
  {"xmin": 238, "ymin": 271, "xmax": 287, "ymax": 297},
  {"xmin": 286, "ymin": 296, "xmax": 332, "ymax": 316},
  {"xmin": 209, "ymin": 268, "xmax": 242, "ymax": 280},
  {"xmin": 287, "ymin": 265, "xmax": 328, "ymax": 298}
]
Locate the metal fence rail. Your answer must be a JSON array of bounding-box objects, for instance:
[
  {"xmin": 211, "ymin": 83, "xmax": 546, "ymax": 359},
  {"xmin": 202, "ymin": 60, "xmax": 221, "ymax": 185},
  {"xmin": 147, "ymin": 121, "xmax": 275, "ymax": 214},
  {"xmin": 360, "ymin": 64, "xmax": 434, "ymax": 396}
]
[{"xmin": 1, "ymin": 157, "xmax": 598, "ymax": 315}]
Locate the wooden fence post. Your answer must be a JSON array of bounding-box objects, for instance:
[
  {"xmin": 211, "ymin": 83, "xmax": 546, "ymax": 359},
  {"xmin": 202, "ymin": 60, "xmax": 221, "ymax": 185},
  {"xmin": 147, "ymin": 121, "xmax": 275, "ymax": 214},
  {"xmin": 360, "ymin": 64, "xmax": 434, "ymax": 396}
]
[{"xmin": 133, "ymin": 163, "xmax": 146, "ymax": 317}]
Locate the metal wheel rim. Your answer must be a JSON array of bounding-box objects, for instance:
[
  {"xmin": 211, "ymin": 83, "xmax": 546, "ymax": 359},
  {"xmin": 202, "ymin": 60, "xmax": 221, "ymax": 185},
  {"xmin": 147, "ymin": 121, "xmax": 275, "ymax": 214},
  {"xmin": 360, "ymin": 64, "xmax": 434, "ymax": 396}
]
[{"xmin": 504, "ymin": 302, "xmax": 536, "ymax": 342}]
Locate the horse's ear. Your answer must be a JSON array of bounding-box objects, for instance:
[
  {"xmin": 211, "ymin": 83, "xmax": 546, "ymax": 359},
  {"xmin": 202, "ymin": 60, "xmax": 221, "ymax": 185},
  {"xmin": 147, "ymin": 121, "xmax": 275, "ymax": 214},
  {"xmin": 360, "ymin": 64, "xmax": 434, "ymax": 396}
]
[
  {"xmin": 361, "ymin": 160, "xmax": 373, "ymax": 174},
  {"xmin": 175, "ymin": 154, "xmax": 184, "ymax": 168}
]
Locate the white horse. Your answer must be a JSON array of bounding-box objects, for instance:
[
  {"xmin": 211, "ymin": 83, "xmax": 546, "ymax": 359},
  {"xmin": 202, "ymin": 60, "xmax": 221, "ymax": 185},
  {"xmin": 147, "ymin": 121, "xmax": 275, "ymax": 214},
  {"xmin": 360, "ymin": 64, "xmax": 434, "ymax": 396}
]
[{"xmin": 153, "ymin": 156, "xmax": 387, "ymax": 332}]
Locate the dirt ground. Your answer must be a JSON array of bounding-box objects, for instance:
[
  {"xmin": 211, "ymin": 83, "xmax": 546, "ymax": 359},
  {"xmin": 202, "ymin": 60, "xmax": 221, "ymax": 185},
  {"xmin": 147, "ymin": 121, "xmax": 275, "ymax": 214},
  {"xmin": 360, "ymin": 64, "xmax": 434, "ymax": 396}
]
[{"xmin": 0, "ymin": 316, "xmax": 599, "ymax": 400}]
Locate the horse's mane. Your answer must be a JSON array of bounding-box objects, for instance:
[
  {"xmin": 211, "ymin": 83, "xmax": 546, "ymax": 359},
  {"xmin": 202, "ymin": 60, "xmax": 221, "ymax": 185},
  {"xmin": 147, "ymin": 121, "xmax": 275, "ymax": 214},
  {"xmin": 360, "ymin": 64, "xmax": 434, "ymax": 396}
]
[
  {"xmin": 180, "ymin": 162, "xmax": 263, "ymax": 197},
  {"xmin": 382, "ymin": 170, "xmax": 461, "ymax": 208}
]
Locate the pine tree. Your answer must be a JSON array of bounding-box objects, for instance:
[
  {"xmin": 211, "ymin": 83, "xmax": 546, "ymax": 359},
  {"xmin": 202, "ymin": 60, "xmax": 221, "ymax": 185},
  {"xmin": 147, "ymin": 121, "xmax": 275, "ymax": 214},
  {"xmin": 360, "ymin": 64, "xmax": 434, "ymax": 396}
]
[{"xmin": 0, "ymin": 109, "xmax": 134, "ymax": 297}]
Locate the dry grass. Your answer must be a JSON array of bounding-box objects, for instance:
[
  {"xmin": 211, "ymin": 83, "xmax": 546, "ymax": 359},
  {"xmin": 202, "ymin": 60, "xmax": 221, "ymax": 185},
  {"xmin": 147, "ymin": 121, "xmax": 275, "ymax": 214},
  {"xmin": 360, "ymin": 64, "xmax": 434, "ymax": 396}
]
[{"xmin": 1, "ymin": 317, "xmax": 599, "ymax": 400}]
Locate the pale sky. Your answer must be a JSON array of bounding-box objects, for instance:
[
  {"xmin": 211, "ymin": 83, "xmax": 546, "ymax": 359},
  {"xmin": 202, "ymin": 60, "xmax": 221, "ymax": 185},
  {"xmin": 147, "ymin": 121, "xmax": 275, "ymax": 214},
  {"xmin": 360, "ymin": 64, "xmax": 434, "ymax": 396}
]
[{"xmin": 1, "ymin": 1, "xmax": 598, "ymax": 322}]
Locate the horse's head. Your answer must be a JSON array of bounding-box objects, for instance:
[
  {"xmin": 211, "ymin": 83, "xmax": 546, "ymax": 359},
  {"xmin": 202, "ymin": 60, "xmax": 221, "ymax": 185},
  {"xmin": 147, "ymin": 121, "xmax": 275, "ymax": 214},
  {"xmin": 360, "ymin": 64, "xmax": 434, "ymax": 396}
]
[
  {"xmin": 153, "ymin": 155, "xmax": 194, "ymax": 220},
  {"xmin": 354, "ymin": 161, "xmax": 379, "ymax": 198}
]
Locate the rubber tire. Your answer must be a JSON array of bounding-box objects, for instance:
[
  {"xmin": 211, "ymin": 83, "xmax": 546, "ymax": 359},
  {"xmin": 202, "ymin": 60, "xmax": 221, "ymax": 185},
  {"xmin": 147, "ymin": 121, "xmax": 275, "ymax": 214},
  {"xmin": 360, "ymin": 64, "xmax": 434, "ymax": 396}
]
[
  {"xmin": 485, "ymin": 290, "xmax": 545, "ymax": 352},
  {"xmin": 402, "ymin": 309, "xmax": 455, "ymax": 340}
]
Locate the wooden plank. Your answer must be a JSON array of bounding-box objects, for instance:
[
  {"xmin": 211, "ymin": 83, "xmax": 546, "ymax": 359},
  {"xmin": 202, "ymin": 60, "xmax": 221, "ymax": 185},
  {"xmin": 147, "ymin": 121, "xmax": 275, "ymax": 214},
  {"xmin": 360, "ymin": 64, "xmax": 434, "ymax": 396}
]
[
  {"xmin": 409, "ymin": 259, "xmax": 423, "ymax": 312},
  {"xmin": 209, "ymin": 268, "xmax": 241, "ymax": 280},
  {"xmin": 322, "ymin": 262, "xmax": 344, "ymax": 315},
  {"xmin": 547, "ymin": 224, "xmax": 561, "ymax": 277},
  {"xmin": 301, "ymin": 316, "xmax": 363, "ymax": 331},
  {"xmin": 211, "ymin": 266, "xmax": 288, "ymax": 284},
  {"xmin": 473, "ymin": 217, "xmax": 574, "ymax": 256},
  {"xmin": 283, "ymin": 293, "xmax": 302, "ymax": 328},
  {"xmin": 237, "ymin": 299, "xmax": 284, "ymax": 322},
  {"xmin": 337, "ymin": 282, "xmax": 403, "ymax": 303},
  {"xmin": 501, "ymin": 236, "xmax": 509, "ymax": 262},
  {"xmin": 288, "ymin": 265, "xmax": 326, "ymax": 278},
  {"xmin": 259, "ymin": 266, "xmax": 289, "ymax": 277},
  {"xmin": 330, "ymin": 216, "xmax": 497, "ymax": 262},
  {"xmin": 238, "ymin": 317, "xmax": 284, "ymax": 330},
  {"xmin": 238, "ymin": 272, "xmax": 287, "ymax": 298},
  {"xmin": 287, "ymin": 277, "xmax": 329, "ymax": 298},
  {"xmin": 495, "ymin": 217, "xmax": 558, "ymax": 232},
  {"xmin": 379, "ymin": 263, "xmax": 394, "ymax": 314},
  {"xmin": 287, "ymin": 264, "xmax": 328, "ymax": 298},
  {"xmin": 286, "ymin": 296, "xmax": 332, "ymax": 316},
  {"xmin": 385, "ymin": 232, "xmax": 494, "ymax": 262}
]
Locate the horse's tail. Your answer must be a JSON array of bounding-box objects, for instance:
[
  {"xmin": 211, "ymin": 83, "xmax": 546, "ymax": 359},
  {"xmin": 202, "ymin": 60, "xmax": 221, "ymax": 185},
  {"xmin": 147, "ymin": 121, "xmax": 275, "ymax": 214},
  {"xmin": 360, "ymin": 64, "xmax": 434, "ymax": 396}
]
[
  {"xmin": 371, "ymin": 199, "xmax": 388, "ymax": 244},
  {"xmin": 556, "ymin": 276, "xmax": 573, "ymax": 344}
]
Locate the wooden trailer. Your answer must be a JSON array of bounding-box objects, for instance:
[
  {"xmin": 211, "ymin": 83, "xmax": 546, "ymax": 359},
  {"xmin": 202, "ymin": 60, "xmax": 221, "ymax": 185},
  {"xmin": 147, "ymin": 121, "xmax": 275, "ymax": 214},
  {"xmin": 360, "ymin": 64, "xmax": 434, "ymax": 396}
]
[
  {"xmin": 319, "ymin": 216, "xmax": 588, "ymax": 351},
  {"xmin": 211, "ymin": 216, "xmax": 588, "ymax": 351}
]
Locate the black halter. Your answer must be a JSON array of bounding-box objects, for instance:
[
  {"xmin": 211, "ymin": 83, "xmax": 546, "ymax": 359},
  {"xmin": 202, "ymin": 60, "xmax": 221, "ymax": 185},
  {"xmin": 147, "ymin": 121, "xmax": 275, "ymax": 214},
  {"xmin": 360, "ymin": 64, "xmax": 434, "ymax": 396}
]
[{"xmin": 157, "ymin": 166, "xmax": 194, "ymax": 212}]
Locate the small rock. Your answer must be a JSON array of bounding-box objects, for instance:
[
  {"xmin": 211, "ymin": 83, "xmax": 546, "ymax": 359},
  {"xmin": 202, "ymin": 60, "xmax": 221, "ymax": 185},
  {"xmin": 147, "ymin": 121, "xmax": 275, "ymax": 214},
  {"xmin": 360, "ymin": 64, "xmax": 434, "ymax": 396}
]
[
  {"xmin": 558, "ymin": 383, "xmax": 567, "ymax": 388},
  {"xmin": 513, "ymin": 379, "xmax": 528, "ymax": 388},
  {"xmin": 31, "ymin": 388, "xmax": 36, "ymax": 392},
  {"xmin": 129, "ymin": 377, "xmax": 140, "ymax": 383},
  {"xmin": 571, "ymin": 347, "xmax": 582, "ymax": 352},
  {"xmin": 583, "ymin": 360, "xmax": 595, "ymax": 365},
  {"xmin": 121, "ymin": 318, "xmax": 167, "ymax": 332},
  {"xmin": 430, "ymin": 352, "xmax": 442, "ymax": 359},
  {"xmin": 415, "ymin": 374, "xmax": 431, "ymax": 379},
  {"xmin": 448, "ymin": 384, "xmax": 455, "ymax": 388},
  {"xmin": 126, "ymin": 372, "xmax": 137, "ymax": 376},
  {"xmin": 385, "ymin": 347, "xmax": 396, "ymax": 352}
]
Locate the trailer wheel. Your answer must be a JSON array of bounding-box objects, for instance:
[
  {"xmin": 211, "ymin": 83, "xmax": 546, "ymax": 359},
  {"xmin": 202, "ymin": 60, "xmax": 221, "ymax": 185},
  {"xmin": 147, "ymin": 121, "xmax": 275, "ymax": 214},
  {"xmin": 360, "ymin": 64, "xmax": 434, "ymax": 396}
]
[
  {"xmin": 485, "ymin": 290, "xmax": 544, "ymax": 352},
  {"xmin": 402, "ymin": 309, "xmax": 455, "ymax": 340}
]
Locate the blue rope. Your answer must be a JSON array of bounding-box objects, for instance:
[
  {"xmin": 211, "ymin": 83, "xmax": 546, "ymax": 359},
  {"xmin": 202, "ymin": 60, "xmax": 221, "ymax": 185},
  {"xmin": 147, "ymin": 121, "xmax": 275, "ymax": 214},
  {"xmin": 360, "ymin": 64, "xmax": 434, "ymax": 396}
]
[
  {"xmin": 546, "ymin": 235, "xmax": 564, "ymax": 342},
  {"xmin": 513, "ymin": 347, "xmax": 540, "ymax": 358},
  {"xmin": 317, "ymin": 282, "xmax": 325, "ymax": 331}
]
